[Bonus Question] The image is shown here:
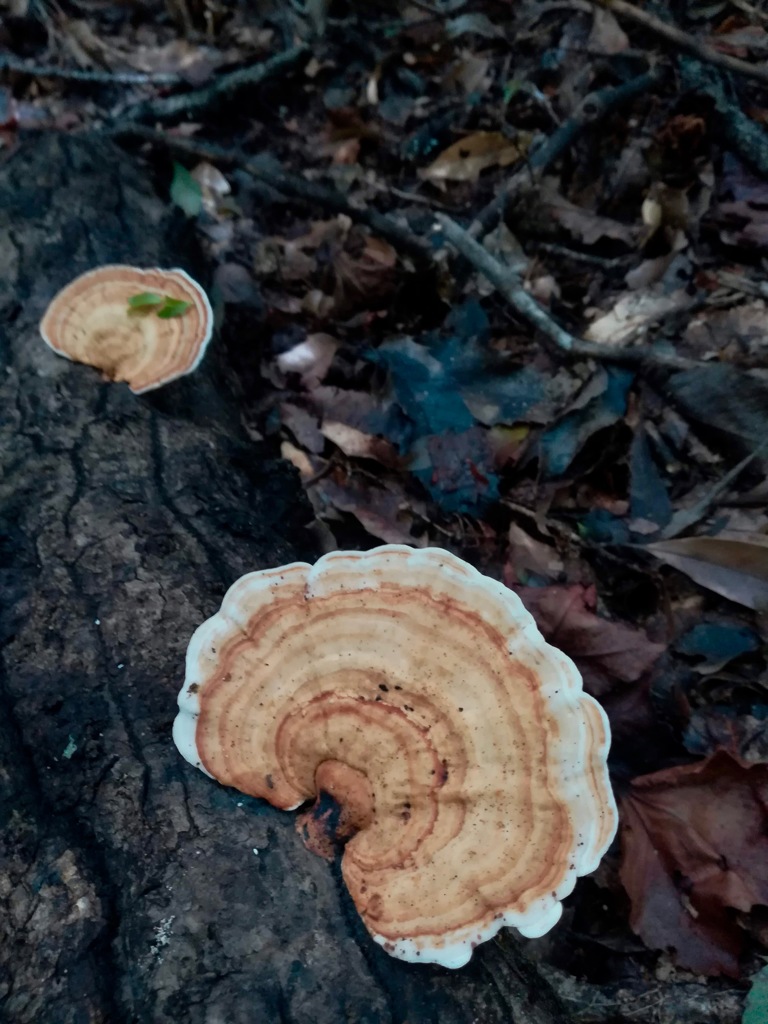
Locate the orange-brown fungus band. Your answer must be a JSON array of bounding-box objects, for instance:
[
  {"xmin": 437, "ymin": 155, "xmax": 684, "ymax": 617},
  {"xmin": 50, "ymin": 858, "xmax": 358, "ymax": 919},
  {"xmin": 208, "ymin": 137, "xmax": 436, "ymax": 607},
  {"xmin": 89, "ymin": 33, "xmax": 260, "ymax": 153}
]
[
  {"xmin": 173, "ymin": 546, "xmax": 618, "ymax": 967},
  {"xmin": 39, "ymin": 265, "xmax": 212, "ymax": 393}
]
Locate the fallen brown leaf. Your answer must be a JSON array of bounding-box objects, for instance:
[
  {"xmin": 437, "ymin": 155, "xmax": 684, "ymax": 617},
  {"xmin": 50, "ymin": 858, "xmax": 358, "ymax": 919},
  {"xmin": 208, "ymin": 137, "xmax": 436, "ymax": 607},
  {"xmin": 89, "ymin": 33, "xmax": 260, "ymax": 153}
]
[
  {"xmin": 315, "ymin": 469, "xmax": 426, "ymax": 546},
  {"xmin": 419, "ymin": 130, "xmax": 530, "ymax": 184},
  {"xmin": 542, "ymin": 185, "xmax": 640, "ymax": 247},
  {"xmin": 588, "ymin": 6, "xmax": 630, "ymax": 54},
  {"xmin": 280, "ymin": 403, "xmax": 324, "ymax": 453},
  {"xmin": 280, "ymin": 440, "xmax": 315, "ymax": 479},
  {"xmin": 620, "ymin": 750, "xmax": 768, "ymax": 976},
  {"xmin": 585, "ymin": 288, "xmax": 694, "ymax": 345},
  {"xmin": 711, "ymin": 24, "xmax": 768, "ymax": 56},
  {"xmin": 513, "ymin": 584, "xmax": 665, "ymax": 696},
  {"xmin": 333, "ymin": 233, "xmax": 397, "ymax": 310},
  {"xmin": 646, "ymin": 533, "xmax": 768, "ymax": 610},
  {"xmin": 446, "ymin": 51, "xmax": 492, "ymax": 94},
  {"xmin": 320, "ymin": 420, "xmax": 401, "ymax": 468},
  {"xmin": 714, "ymin": 155, "xmax": 768, "ymax": 250},
  {"xmin": 506, "ymin": 523, "xmax": 564, "ymax": 583}
]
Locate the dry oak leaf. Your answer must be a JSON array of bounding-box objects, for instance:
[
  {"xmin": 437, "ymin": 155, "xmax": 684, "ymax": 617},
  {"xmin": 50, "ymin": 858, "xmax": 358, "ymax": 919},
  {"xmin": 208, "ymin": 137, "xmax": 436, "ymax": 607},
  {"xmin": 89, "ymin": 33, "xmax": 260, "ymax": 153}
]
[
  {"xmin": 513, "ymin": 584, "xmax": 664, "ymax": 697},
  {"xmin": 620, "ymin": 751, "xmax": 768, "ymax": 977},
  {"xmin": 419, "ymin": 131, "xmax": 530, "ymax": 184}
]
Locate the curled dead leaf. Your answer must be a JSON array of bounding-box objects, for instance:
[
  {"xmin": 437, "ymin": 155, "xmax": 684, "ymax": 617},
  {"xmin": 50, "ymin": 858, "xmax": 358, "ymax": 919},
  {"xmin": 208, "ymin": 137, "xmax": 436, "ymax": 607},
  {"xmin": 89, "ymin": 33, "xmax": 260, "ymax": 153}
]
[{"xmin": 646, "ymin": 532, "xmax": 768, "ymax": 610}]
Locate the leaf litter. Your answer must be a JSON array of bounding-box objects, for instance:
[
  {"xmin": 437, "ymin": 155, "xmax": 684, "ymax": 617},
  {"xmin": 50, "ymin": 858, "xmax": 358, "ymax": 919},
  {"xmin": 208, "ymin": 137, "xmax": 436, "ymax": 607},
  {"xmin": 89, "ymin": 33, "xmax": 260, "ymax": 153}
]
[{"xmin": 11, "ymin": 0, "xmax": 768, "ymax": 1013}]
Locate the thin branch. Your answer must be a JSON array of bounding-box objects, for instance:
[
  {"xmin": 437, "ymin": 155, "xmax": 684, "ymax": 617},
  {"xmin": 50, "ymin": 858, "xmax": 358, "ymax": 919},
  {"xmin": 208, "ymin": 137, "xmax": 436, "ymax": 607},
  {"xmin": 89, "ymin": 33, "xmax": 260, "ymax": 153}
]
[
  {"xmin": 436, "ymin": 213, "xmax": 696, "ymax": 371},
  {"xmin": 122, "ymin": 45, "xmax": 310, "ymax": 123},
  {"xmin": 678, "ymin": 57, "xmax": 768, "ymax": 178},
  {"xmin": 470, "ymin": 66, "xmax": 666, "ymax": 239},
  {"xmin": 111, "ymin": 124, "xmax": 433, "ymax": 265},
  {"xmin": 659, "ymin": 438, "xmax": 768, "ymax": 539},
  {"xmin": 716, "ymin": 270, "xmax": 768, "ymax": 300},
  {"xmin": 404, "ymin": 0, "xmax": 446, "ymax": 16},
  {"xmin": 593, "ymin": 0, "xmax": 768, "ymax": 86},
  {"xmin": 731, "ymin": 0, "xmax": 768, "ymax": 24},
  {"xmin": 535, "ymin": 241, "xmax": 632, "ymax": 269},
  {"xmin": 0, "ymin": 53, "xmax": 181, "ymax": 86}
]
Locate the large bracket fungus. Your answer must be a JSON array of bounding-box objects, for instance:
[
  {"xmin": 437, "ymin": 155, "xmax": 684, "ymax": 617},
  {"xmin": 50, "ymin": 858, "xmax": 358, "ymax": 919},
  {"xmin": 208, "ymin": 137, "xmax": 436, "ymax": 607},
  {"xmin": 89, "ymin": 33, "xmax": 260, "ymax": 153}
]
[
  {"xmin": 39, "ymin": 265, "xmax": 213, "ymax": 393},
  {"xmin": 174, "ymin": 546, "xmax": 618, "ymax": 967}
]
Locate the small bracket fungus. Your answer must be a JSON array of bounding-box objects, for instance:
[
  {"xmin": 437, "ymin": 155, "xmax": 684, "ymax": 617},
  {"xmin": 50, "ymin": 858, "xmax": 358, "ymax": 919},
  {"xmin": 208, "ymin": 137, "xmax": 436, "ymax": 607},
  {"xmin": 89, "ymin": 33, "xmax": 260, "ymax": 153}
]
[
  {"xmin": 173, "ymin": 546, "xmax": 618, "ymax": 967},
  {"xmin": 39, "ymin": 265, "xmax": 213, "ymax": 394}
]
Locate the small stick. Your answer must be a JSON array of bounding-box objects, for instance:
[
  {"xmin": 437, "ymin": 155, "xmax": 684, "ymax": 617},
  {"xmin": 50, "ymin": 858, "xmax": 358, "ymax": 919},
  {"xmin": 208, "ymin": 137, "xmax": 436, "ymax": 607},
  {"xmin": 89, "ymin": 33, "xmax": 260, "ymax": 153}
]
[
  {"xmin": 123, "ymin": 45, "xmax": 310, "ymax": 123},
  {"xmin": 470, "ymin": 66, "xmax": 665, "ymax": 239},
  {"xmin": 715, "ymin": 270, "xmax": 768, "ymax": 300},
  {"xmin": 535, "ymin": 241, "xmax": 631, "ymax": 269},
  {"xmin": 593, "ymin": 0, "xmax": 768, "ymax": 86},
  {"xmin": 659, "ymin": 439, "xmax": 768, "ymax": 539},
  {"xmin": 0, "ymin": 54, "xmax": 181, "ymax": 86},
  {"xmin": 111, "ymin": 124, "xmax": 433, "ymax": 265},
  {"xmin": 436, "ymin": 213, "xmax": 695, "ymax": 371},
  {"xmin": 678, "ymin": 57, "xmax": 768, "ymax": 178}
]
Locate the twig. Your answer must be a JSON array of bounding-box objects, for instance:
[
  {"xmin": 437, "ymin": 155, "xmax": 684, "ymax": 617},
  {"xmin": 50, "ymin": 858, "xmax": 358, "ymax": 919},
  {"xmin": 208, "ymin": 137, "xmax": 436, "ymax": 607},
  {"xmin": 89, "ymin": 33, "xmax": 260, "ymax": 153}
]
[
  {"xmin": 111, "ymin": 124, "xmax": 433, "ymax": 265},
  {"xmin": 0, "ymin": 53, "xmax": 181, "ymax": 86},
  {"xmin": 593, "ymin": 0, "xmax": 768, "ymax": 86},
  {"xmin": 659, "ymin": 438, "xmax": 768, "ymax": 539},
  {"xmin": 715, "ymin": 270, "xmax": 768, "ymax": 300},
  {"xmin": 535, "ymin": 241, "xmax": 632, "ymax": 269},
  {"xmin": 404, "ymin": 0, "xmax": 446, "ymax": 16},
  {"xmin": 731, "ymin": 0, "xmax": 768, "ymax": 24},
  {"xmin": 368, "ymin": 177, "xmax": 453, "ymax": 210},
  {"xmin": 122, "ymin": 45, "xmax": 310, "ymax": 123},
  {"xmin": 470, "ymin": 66, "xmax": 666, "ymax": 239},
  {"xmin": 436, "ymin": 213, "xmax": 696, "ymax": 371},
  {"xmin": 679, "ymin": 57, "xmax": 768, "ymax": 178}
]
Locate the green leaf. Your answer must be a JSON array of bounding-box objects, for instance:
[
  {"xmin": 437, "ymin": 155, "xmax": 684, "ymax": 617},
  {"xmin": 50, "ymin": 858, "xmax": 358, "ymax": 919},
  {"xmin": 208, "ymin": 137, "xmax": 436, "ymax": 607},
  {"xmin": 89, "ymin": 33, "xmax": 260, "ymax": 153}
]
[
  {"xmin": 170, "ymin": 161, "xmax": 203, "ymax": 217},
  {"xmin": 157, "ymin": 298, "xmax": 193, "ymax": 319},
  {"xmin": 503, "ymin": 79, "xmax": 523, "ymax": 106},
  {"xmin": 127, "ymin": 292, "xmax": 165, "ymax": 309},
  {"xmin": 744, "ymin": 964, "xmax": 768, "ymax": 1024}
]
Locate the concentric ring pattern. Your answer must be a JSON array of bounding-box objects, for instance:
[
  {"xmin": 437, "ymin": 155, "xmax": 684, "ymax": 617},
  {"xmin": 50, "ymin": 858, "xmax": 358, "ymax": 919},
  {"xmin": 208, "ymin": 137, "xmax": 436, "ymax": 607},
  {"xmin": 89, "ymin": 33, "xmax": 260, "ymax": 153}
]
[
  {"xmin": 40, "ymin": 265, "xmax": 212, "ymax": 393},
  {"xmin": 174, "ymin": 546, "xmax": 618, "ymax": 967}
]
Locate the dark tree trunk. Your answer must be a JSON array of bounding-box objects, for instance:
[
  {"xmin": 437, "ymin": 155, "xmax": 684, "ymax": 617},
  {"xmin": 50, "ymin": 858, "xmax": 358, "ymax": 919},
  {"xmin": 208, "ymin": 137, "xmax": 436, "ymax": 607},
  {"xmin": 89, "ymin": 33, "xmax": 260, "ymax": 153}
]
[{"xmin": 0, "ymin": 134, "xmax": 570, "ymax": 1024}]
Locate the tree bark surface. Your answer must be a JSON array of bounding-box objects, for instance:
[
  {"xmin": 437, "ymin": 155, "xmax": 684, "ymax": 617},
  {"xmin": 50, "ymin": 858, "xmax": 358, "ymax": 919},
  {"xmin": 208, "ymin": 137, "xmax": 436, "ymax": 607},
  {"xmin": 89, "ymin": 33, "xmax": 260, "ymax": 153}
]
[{"xmin": 0, "ymin": 134, "xmax": 570, "ymax": 1024}]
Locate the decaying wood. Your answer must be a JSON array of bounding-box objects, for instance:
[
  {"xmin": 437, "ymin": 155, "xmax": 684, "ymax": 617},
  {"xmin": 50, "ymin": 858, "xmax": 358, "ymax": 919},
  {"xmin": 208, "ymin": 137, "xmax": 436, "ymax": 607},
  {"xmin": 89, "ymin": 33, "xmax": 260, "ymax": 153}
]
[
  {"xmin": 542, "ymin": 964, "xmax": 744, "ymax": 1024},
  {"xmin": 0, "ymin": 133, "xmax": 573, "ymax": 1024}
]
